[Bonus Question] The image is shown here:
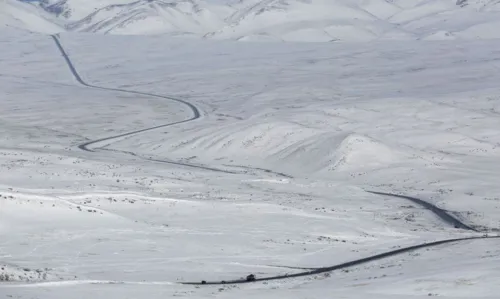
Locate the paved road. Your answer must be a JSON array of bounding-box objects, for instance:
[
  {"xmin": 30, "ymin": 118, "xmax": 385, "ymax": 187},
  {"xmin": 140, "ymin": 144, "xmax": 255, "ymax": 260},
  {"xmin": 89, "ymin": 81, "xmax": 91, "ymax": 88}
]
[
  {"xmin": 367, "ymin": 191, "xmax": 477, "ymax": 231},
  {"xmin": 182, "ymin": 235, "xmax": 499, "ymax": 285},
  {"xmin": 51, "ymin": 35, "xmax": 241, "ymax": 174},
  {"xmin": 50, "ymin": 34, "xmax": 497, "ymax": 286}
]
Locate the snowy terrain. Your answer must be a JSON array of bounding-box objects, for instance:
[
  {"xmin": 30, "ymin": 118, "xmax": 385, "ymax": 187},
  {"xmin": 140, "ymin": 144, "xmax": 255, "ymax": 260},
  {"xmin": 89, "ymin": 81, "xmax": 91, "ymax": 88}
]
[
  {"xmin": 2, "ymin": 2, "xmax": 500, "ymax": 298},
  {"xmin": 3, "ymin": 0, "xmax": 500, "ymax": 41},
  {"xmin": 2, "ymin": 25, "xmax": 500, "ymax": 298},
  {"xmin": 0, "ymin": 0, "xmax": 63, "ymax": 33}
]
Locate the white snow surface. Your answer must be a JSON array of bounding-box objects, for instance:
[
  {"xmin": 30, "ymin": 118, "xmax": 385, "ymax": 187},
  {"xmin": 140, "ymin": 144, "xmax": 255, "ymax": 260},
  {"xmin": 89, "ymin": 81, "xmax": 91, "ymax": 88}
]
[
  {"xmin": 4, "ymin": 0, "xmax": 500, "ymax": 41},
  {"xmin": 2, "ymin": 23, "xmax": 500, "ymax": 298},
  {"xmin": 0, "ymin": 0, "xmax": 63, "ymax": 33}
]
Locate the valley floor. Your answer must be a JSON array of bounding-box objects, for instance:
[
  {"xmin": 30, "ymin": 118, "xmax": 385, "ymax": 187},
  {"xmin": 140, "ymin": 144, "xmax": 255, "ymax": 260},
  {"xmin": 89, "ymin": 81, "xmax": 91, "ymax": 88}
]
[{"xmin": 1, "ymin": 28, "xmax": 500, "ymax": 298}]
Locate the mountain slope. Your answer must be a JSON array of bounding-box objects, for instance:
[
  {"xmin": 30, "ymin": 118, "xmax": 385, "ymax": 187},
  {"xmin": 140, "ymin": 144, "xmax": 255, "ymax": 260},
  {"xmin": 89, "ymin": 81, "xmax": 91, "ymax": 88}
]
[
  {"xmin": 209, "ymin": 0, "xmax": 500, "ymax": 41},
  {"xmin": 7, "ymin": 0, "xmax": 500, "ymax": 41},
  {"xmin": 65, "ymin": 0, "xmax": 229, "ymax": 35},
  {"xmin": 0, "ymin": 0, "xmax": 62, "ymax": 33}
]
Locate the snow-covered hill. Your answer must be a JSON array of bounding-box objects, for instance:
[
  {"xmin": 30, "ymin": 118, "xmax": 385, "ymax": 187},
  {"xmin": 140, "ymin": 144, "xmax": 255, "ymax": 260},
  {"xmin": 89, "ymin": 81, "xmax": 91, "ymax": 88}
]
[
  {"xmin": 2, "ymin": 25, "xmax": 500, "ymax": 298},
  {"xmin": 210, "ymin": 0, "xmax": 500, "ymax": 41},
  {"xmin": 0, "ymin": 0, "xmax": 62, "ymax": 33},
  {"xmin": 4, "ymin": 0, "xmax": 500, "ymax": 41}
]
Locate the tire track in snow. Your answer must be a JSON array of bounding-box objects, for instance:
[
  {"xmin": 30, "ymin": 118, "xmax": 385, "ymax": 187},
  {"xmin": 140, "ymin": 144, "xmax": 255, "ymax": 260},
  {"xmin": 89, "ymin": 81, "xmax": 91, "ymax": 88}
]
[
  {"xmin": 50, "ymin": 34, "xmax": 237, "ymax": 174},
  {"xmin": 222, "ymin": 164, "xmax": 294, "ymax": 179}
]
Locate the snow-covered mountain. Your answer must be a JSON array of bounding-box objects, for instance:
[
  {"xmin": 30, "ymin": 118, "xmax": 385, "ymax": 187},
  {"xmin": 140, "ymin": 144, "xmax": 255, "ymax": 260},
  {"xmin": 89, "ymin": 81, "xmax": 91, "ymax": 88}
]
[
  {"xmin": 0, "ymin": 0, "xmax": 63, "ymax": 33},
  {"xmin": 209, "ymin": 0, "xmax": 500, "ymax": 41},
  {"xmin": 5, "ymin": 0, "xmax": 500, "ymax": 40}
]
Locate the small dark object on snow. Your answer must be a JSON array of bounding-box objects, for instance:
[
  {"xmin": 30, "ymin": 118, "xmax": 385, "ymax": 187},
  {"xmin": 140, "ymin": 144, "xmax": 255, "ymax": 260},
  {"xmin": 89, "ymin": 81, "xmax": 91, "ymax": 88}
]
[
  {"xmin": 246, "ymin": 274, "xmax": 256, "ymax": 282},
  {"xmin": 201, "ymin": 280, "xmax": 207, "ymax": 284},
  {"xmin": 221, "ymin": 280, "xmax": 226, "ymax": 284}
]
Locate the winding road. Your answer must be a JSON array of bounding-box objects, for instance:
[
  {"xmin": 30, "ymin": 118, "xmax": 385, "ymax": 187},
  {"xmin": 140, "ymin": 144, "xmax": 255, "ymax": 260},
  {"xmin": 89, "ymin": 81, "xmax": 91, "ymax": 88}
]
[
  {"xmin": 49, "ymin": 35, "xmax": 499, "ymax": 287},
  {"xmin": 51, "ymin": 35, "xmax": 294, "ymax": 177},
  {"xmin": 51, "ymin": 35, "xmax": 240, "ymax": 174},
  {"xmin": 51, "ymin": 34, "xmax": 200, "ymax": 152},
  {"xmin": 367, "ymin": 191, "xmax": 478, "ymax": 231},
  {"xmin": 182, "ymin": 235, "xmax": 499, "ymax": 285},
  {"xmin": 181, "ymin": 191, "xmax": 489, "ymax": 285}
]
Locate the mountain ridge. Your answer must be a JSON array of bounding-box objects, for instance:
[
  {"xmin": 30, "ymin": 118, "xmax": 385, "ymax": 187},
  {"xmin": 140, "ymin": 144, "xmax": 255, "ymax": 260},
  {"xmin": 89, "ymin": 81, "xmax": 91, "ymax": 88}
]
[{"xmin": 4, "ymin": 0, "xmax": 500, "ymax": 41}]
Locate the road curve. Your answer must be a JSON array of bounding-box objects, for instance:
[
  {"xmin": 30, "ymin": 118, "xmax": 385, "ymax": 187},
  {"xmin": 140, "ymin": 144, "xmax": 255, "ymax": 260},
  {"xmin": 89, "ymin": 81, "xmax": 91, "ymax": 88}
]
[
  {"xmin": 181, "ymin": 235, "xmax": 499, "ymax": 285},
  {"xmin": 51, "ymin": 35, "xmax": 287, "ymax": 176},
  {"xmin": 367, "ymin": 191, "xmax": 478, "ymax": 232},
  {"xmin": 51, "ymin": 34, "xmax": 200, "ymax": 153}
]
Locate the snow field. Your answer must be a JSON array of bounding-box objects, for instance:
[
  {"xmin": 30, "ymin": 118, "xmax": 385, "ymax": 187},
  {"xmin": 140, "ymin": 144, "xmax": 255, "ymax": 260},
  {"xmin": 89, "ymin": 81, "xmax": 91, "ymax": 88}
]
[{"xmin": 1, "ymin": 14, "xmax": 500, "ymax": 298}]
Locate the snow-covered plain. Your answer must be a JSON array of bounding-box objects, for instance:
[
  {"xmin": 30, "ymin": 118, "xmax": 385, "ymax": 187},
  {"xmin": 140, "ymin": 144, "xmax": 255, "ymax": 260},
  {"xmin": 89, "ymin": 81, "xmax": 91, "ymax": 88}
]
[{"xmin": 2, "ymin": 21, "xmax": 500, "ymax": 299}]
